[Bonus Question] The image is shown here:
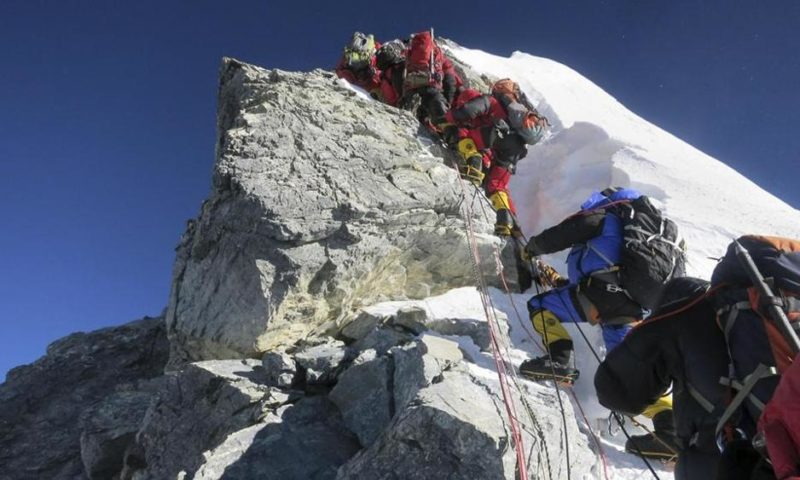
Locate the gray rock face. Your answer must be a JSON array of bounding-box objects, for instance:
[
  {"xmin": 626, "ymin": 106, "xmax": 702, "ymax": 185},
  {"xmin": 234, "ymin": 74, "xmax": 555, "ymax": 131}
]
[
  {"xmin": 261, "ymin": 350, "xmax": 296, "ymax": 388},
  {"xmin": 392, "ymin": 305, "xmax": 428, "ymax": 334},
  {"xmin": 80, "ymin": 391, "xmax": 154, "ymax": 479},
  {"xmin": 340, "ymin": 310, "xmax": 387, "ymax": 341},
  {"xmin": 0, "ymin": 317, "xmax": 168, "ymax": 480},
  {"xmin": 166, "ymin": 58, "xmax": 500, "ymax": 365},
  {"xmin": 329, "ymin": 353, "xmax": 393, "ymax": 447},
  {"xmin": 337, "ymin": 368, "xmax": 595, "ymax": 480},
  {"xmin": 392, "ymin": 335, "xmax": 464, "ymax": 412},
  {"xmin": 129, "ymin": 360, "xmax": 276, "ymax": 480},
  {"xmin": 194, "ymin": 396, "xmax": 359, "ymax": 480},
  {"xmin": 337, "ymin": 370, "xmax": 512, "ymax": 480},
  {"xmin": 294, "ymin": 339, "xmax": 348, "ymax": 385},
  {"xmin": 427, "ymin": 317, "xmax": 505, "ymax": 351},
  {"xmin": 351, "ymin": 325, "xmax": 413, "ymax": 355}
]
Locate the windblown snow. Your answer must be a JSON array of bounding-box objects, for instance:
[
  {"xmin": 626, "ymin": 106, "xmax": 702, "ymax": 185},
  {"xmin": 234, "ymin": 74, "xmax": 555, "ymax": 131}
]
[{"xmin": 370, "ymin": 46, "xmax": 800, "ymax": 479}]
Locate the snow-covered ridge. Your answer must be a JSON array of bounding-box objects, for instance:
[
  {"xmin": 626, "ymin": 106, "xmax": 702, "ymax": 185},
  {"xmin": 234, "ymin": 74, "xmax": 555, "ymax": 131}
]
[{"xmin": 451, "ymin": 46, "xmax": 800, "ymax": 278}]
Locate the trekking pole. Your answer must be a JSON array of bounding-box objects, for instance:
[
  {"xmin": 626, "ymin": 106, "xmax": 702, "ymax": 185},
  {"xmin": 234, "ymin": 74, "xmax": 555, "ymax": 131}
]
[{"xmin": 733, "ymin": 240, "xmax": 800, "ymax": 354}]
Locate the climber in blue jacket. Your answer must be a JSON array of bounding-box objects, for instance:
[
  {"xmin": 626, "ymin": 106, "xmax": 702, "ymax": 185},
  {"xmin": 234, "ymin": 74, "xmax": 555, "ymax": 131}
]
[{"xmin": 521, "ymin": 187, "xmax": 678, "ymax": 459}]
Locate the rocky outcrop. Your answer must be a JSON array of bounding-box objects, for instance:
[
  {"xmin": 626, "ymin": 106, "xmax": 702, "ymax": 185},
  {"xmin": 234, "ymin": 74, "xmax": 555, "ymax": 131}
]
[
  {"xmin": 336, "ymin": 369, "xmax": 514, "ymax": 480},
  {"xmin": 194, "ymin": 396, "xmax": 359, "ymax": 480},
  {"xmin": 165, "ymin": 58, "xmax": 501, "ymax": 365},
  {"xmin": 1, "ymin": 56, "xmax": 601, "ymax": 480},
  {"xmin": 0, "ymin": 317, "xmax": 168, "ymax": 480},
  {"xmin": 126, "ymin": 359, "xmax": 279, "ymax": 479},
  {"xmin": 79, "ymin": 390, "xmax": 156, "ymax": 479}
]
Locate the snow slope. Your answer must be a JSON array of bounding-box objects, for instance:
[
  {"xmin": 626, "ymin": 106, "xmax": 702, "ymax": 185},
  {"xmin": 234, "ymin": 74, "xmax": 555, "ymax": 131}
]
[{"xmin": 395, "ymin": 46, "xmax": 800, "ymax": 479}]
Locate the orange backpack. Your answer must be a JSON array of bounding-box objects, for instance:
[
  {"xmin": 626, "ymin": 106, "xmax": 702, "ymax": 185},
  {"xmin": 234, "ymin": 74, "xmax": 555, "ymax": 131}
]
[{"xmin": 491, "ymin": 79, "xmax": 548, "ymax": 145}]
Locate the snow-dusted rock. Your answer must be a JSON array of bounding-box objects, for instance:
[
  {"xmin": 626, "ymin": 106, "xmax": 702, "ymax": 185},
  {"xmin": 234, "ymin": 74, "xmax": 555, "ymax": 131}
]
[
  {"xmin": 391, "ymin": 305, "xmax": 429, "ymax": 334},
  {"xmin": 428, "ymin": 317, "xmax": 502, "ymax": 351},
  {"xmin": 336, "ymin": 370, "xmax": 512, "ymax": 480},
  {"xmin": 392, "ymin": 335, "xmax": 463, "ymax": 412},
  {"xmin": 0, "ymin": 317, "xmax": 168, "ymax": 479},
  {"xmin": 340, "ymin": 310, "xmax": 387, "ymax": 341},
  {"xmin": 294, "ymin": 339, "xmax": 349, "ymax": 386},
  {"xmin": 165, "ymin": 58, "xmax": 501, "ymax": 366},
  {"xmin": 351, "ymin": 325, "xmax": 413, "ymax": 355}
]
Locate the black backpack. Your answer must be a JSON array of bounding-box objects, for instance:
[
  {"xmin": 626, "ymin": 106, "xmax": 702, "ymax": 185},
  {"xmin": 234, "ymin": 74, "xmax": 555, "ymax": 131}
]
[
  {"xmin": 375, "ymin": 39, "xmax": 406, "ymax": 71},
  {"xmin": 607, "ymin": 194, "xmax": 686, "ymax": 310}
]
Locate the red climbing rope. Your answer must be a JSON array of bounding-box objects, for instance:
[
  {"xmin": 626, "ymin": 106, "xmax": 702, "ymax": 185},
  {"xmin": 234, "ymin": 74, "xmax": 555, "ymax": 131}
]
[{"xmin": 449, "ymin": 159, "xmax": 530, "ymax": 480}]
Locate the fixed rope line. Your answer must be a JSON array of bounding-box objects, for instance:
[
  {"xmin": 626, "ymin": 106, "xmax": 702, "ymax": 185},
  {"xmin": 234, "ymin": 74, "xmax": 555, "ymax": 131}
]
[
  {"xmin": 570, "ymin": 388, "xmax": 611, "ymax": 480},
  {"xmin": 510, "ymin": 260, "xmax": 610, "ymax": 480},
  {"xmin": 468, "ymin": 175, "xmax": 618, "ymax": 480},
  {"xmin": 460, "ymin": 171, "xmax": 569, "ymax": 479},
  {"xmin": 510, "ymin": 226, "xmax": 608, "ymax": 480},
  {"xmin": 479, "ymin": 249, "xmax": 555, "ymax": 480},
  {"xmin": 448, "ymin": 160, "xmax": 530, "ymax": 480},
  {"xmin": 471, "ymin": 184, "xmax": 579, "ymax": 480}
]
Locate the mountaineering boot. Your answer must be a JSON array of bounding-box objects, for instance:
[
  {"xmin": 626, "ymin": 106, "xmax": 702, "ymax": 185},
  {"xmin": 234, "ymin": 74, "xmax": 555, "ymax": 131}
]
[
  {"xmin": 625, "ymin": 410, "xmax": 679, "ymax": 459},
  {"xmin": 488, "ymin": 191, "xmax": 515, "ymax": 237},
  {"xmin": 494, "ymin": 209, "xmax": 514, "ymax": 236},
  {"xmin": 519, "ymin": 339, "xmax": 580, "ymax": 385},
  {"xmin": 459, "ymin": 155, "xmax": 484, "ymax": 186}
]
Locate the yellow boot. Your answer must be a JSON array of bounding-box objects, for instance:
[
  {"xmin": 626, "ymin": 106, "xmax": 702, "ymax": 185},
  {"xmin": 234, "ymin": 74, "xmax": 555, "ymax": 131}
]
[
  {"xmin": 489, "ymin": 191, "xmax": 514, "ymax": 237},
  {"xmin": 519, "ymin": 310, "xmax": 579, "ymax": 384}
]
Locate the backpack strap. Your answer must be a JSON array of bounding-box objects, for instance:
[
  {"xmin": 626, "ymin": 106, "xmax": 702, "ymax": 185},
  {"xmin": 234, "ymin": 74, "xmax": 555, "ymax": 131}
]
[
  {"xmin": 717, "ymin": 301, "xmax": 752, "ymax": 337},
  {"xmin": 714, "ymin": 363, "xmax": 779, "ymax": 436},
  {"xmin": 585, "ymin": 241, "xmax": 617, "ymax": 269},
  {"xmin": 686, "ymin": 382, "xmax": 715, "ymax": 413}
]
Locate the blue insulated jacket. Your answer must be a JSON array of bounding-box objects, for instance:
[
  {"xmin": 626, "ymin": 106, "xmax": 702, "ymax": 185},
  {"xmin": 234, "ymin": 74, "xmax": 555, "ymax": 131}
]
[{"xmin": 566, "ymin": 188, "xmax": 641, "ymax": 282}]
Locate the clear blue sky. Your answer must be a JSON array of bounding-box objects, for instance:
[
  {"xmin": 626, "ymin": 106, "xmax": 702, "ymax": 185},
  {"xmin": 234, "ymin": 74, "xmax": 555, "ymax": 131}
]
[{"xmin": 2, "ymin": 1, "xmax": 799, "ymax": 379}]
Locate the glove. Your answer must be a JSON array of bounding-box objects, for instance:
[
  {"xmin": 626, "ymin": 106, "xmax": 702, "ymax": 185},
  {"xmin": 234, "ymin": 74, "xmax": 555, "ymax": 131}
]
[{"xmin": 536, "ymin": 259, "xmax": 567, "ymax": 288}]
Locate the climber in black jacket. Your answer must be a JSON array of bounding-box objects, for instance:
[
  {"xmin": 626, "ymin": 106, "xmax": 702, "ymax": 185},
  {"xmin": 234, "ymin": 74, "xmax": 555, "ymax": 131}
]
[{"xmin": 594, "ymin": 277, "xmax": 728, "ymax": 479}]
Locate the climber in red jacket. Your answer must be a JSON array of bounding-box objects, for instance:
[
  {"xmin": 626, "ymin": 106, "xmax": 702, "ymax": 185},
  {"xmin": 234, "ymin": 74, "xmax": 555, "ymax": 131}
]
[
  {"xmin": 335, "ymin": 32, "xmax": 382, "ymax": 97},
  {"xmin": 372, "ymin": 39, "xmax": 407, "ymax": 107},
  {"xmin": 443, "ymin": 80, "xmax": 547, "ymax": 236},
  {"xmin": 400, "ymin": 30, "xmax": 462, "ymax": 126}
]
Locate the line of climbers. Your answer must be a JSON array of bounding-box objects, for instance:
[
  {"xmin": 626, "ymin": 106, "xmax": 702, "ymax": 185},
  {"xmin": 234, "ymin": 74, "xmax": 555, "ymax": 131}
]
[
  {"xmin": 335, "ymin": 30, "xmax": 548, "ymax": 237},
  {"xmin": 336, "ymin": 31, "xmax": 799, "ymax": 480},
  {"xmin": 516, "ymin": 186, "xmax": 800, "ymax": 480}
]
